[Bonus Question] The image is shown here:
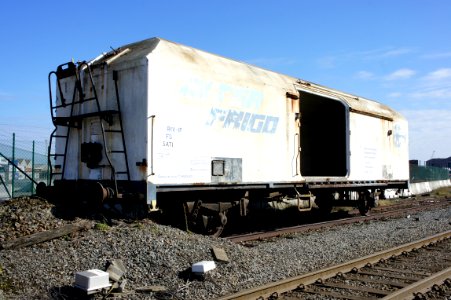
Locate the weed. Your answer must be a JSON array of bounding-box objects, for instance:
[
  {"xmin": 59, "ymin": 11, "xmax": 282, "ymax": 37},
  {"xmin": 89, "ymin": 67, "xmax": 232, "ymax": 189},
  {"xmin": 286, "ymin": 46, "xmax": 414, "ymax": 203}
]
[
  {"xmin": 132, "ymin": 222, "xmax": 144, "ymax": 229},
  {"xmin": 0, "ymin": 265, "xmax": 14, "ymax": 292},
  {"xmin": 432, "ymin": 187, "xmax": 451, "ymax": 198},
  {"xmin": 94, "ymin": 222, "xmax": 110, "ymax": 231},
  {"xmin": 281, "ymin": 232, "xmax": 296, "ymax": 239}
]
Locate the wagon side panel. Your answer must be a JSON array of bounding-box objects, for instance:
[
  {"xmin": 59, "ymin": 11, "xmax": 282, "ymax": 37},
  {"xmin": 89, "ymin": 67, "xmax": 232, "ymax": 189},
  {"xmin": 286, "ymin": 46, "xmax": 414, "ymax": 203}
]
[{"xmin": 146, "ymin": 42, "xmax": 299, "ymax": 190}]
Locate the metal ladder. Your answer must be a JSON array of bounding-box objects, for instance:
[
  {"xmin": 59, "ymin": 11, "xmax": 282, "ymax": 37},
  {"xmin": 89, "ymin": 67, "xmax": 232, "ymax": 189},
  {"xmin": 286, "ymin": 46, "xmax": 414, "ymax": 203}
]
[{"xmin": 47, "ymin": 62, "xmax": 130, "ymax": 189}]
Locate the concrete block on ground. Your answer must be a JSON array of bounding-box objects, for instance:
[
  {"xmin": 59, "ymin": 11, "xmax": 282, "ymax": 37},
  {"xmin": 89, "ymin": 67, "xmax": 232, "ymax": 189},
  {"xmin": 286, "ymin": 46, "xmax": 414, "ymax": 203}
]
[
  {"xmin": 106, "ymin": 259, "xmax": 126, "ymax": 282},
  {"xmin": 211, "ymin": 246, "xmax": 229, "ymax": 263},
  {"xmin": 75, "ymin": 269, "xmax": 111, "ymax": 292},
  {"xmin": 192, "ymin": 261, "xmax": 216, "ymax": 274},
  {"xmin": 118, "ymin": 279, "xmax": 127, "ymax": 293}
]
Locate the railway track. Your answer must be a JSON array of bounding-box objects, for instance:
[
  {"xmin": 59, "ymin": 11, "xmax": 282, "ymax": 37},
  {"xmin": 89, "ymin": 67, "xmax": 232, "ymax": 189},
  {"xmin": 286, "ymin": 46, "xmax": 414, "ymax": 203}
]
[
  {"xmin": 226, "ymin": 197, "xmax": 451, "ymax": 243},
  {"xmin": 218, "ymin": 230, "xmax": 451, "ymax": 300}
]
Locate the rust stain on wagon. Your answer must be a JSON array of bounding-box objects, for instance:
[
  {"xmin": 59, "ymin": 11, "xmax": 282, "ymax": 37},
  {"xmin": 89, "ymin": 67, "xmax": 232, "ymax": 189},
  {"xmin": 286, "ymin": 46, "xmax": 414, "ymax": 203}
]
[{"xmin": 286, "ymin": 91, "xmax": 299, "ymax": 113}]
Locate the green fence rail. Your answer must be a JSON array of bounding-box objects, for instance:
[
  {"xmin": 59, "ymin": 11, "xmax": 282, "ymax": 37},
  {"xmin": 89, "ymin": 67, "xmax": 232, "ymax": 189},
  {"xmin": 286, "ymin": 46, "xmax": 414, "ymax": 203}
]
[
  {"xmin": 409, "ymin": 164, "xmax": 450, "ymax": 183},
  {"xmin": 0, "ymin": 133, "xmax": 49, "ymax": 200}
]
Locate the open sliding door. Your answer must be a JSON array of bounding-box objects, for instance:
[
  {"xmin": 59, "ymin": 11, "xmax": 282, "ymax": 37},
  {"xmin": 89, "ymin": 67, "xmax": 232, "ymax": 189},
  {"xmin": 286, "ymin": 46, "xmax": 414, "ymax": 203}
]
[{"xmin": 299, "ymin": 90, "xmax": 349, "ymax": 177}]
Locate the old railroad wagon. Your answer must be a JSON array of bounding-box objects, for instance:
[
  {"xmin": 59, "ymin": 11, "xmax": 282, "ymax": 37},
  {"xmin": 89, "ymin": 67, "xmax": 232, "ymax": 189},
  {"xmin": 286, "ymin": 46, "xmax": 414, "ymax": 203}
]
[{"xmin": 41, "ymin": 37, "xmax": 409, "ymax": 235}]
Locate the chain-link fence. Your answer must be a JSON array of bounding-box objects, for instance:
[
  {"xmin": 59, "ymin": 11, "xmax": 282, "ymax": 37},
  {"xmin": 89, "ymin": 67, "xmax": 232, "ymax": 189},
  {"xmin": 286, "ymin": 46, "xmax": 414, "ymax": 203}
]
[
  {"xmin": 410, "ymin": 164, "xmax": 450, "ymax": 183},
  {"xmin": 0, "ymin": 133, "xmax": 49, "ymax": 200}
]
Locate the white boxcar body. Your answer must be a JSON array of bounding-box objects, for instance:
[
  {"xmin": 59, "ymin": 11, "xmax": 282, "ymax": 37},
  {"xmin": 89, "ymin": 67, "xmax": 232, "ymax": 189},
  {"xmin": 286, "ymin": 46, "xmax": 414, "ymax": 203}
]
[{"xmin": 50, "ymin": 38, "xmax": 408, "ymax": 207}]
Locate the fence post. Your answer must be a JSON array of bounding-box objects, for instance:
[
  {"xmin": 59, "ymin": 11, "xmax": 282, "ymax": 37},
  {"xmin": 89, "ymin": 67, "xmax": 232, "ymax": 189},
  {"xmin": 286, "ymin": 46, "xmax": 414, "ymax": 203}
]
[
  {"xmin": 32, "ymin": 140, "xmax": 35, "ymax": 194},
  {"xmin": 12, "ymin": 133, "xmax": 15, "ymax": 198},
  {"xmin": 46, "ymin": 140, "xmax": 51, "ymax": 186}
]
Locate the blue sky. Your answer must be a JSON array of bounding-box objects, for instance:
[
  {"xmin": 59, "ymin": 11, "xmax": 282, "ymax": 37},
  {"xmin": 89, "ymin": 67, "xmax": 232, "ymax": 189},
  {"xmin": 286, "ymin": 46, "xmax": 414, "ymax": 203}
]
[{"xmin": 1, "ymin": 0, "xmax": 450, "ymax": 163}]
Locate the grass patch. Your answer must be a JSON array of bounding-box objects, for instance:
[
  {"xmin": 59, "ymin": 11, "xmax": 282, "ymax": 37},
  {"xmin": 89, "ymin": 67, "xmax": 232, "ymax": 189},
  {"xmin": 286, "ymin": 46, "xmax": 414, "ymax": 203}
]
[
  {"xmin": 132, "ymin": 222, "xmax": 144, "ymax": 229},
  {"xmin": 0, "ymin": 264, "xmax": 14, "ymax": 293},
  {"xmin": 378, "ymin": 199, "xmax": 402, "ymax": 207},
  {"xmin": 94, "ymin": 222, "xmax": 110, "ymax": 231},
  {"xmin": 432, "ymin": 186, "xmax": 451, "ymax": 198}
]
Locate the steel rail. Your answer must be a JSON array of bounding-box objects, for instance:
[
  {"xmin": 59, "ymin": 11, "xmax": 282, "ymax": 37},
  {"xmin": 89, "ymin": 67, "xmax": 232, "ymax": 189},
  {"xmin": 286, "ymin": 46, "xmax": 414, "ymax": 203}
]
[
  {"xmin": 226, "ymin": 200, "xmax": 450, "ymax": 243},
  {"xmin": 382, "ymin": 266, "xmax": 451, "ymax": 300},
  {"xmin": 216, "ymin": 229, "xmax": 451, "ymax": 300}
]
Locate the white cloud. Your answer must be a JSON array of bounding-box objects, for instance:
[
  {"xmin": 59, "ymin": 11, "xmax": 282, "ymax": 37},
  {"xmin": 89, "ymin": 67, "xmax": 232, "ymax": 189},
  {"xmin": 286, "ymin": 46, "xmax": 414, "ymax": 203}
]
[
  {"xmin": 358, "ymin": 47, "xmax": 415, "ymax": 60},
  {"xmin": 0, "ymin": 92, "xmax": 15, "ymax": 101},
  {"xmin": 401, "ymin": 109, "xmax": 451, "ymax": 162},
  {"xmin": 384, "ymin": 68, "xmax": 416, "ymax": 80},
  {"xmin": 409, "ymin": 87, "xmax": 451, "ymax": 99},
  {"xmin": 355, "ymin": 70, "xmax": 374, "ymax": 79},
  {"xmin": 378, "ymin": 48, "xmax": 413, "ymax": 58},
  {"xmin": 315, "ymin": 47, "xmax": 414, "ymax": 70},
  {"xmin": 408, "ymin": 68, "xmax": 451, "ymax": 100},
  {"xmin": 388, "ymin": 92, "xmax": 402, "ymax": 98},
  {"xmin": 315, "ymin": 56, "xmax": 336, "ymax": 69},
  {"xmin": 422, "ymin": 68, "xmax": 451, "ymax": 81},
  {"xmin": 422, "ymin": 52, "xmax": 451, "ymax": 59}
]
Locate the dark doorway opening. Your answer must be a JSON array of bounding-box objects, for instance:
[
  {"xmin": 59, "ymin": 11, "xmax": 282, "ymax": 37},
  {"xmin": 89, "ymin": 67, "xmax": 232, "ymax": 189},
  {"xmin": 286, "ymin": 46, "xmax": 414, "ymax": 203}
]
[{"xmin": 299, "ymin": 91, "xmax": 348, "ymax": 177}]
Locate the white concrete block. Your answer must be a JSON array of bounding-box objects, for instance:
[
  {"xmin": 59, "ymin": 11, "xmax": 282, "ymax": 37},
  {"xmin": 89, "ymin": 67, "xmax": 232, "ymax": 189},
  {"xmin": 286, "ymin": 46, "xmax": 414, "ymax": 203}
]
[
  {"xmin": 192, "ymin": 261, "xmax": 216, "ymax": 274},
  {"xmin": 75, "ymin": 269, "xmax": 111, "ymax": 292}
]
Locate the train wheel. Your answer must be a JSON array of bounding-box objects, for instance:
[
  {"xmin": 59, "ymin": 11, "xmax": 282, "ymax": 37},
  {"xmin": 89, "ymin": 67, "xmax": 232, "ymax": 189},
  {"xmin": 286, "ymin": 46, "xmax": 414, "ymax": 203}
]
[
  {"xmin": 358, "ymin": 191, "xmax": 371, "ymax": 216},
  {"xmin": 201, "ymin": 212, "xmax": 227, "ymax": 237},
  {"xmin": 184, "ymin": 201, "xmax": 227, "ymax": 237},
  {"xmin": 315, "ymin": 194, "xmax": 334, "ymax": 215}
]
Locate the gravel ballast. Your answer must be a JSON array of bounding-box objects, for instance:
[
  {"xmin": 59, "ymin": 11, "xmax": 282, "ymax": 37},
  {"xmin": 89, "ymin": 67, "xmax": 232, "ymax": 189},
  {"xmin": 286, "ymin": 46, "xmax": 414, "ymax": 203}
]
[{"xmin": 0, "ymin": 197, "xmax": 450, "ymax": 299}]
